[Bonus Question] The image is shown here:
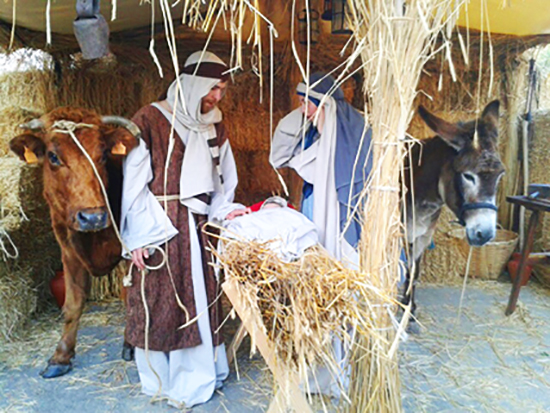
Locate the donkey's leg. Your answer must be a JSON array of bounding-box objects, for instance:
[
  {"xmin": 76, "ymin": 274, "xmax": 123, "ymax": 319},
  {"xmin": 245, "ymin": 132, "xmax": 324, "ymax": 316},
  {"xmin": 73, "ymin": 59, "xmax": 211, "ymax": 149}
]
[
  {"xmin": 402, "ymin": 257, "xmax": 420, "ymax": 316},
  {"xmin": 42, "ymin": 251, "xmax": 90, "ymax": 378}
]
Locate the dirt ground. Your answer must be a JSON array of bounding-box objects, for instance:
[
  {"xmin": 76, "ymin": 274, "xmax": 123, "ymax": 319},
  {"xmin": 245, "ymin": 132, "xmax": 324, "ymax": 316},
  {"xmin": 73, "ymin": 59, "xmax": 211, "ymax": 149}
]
[{"xmin": 1, "ymin": 277, "xmax": 550, "ymax": 412}]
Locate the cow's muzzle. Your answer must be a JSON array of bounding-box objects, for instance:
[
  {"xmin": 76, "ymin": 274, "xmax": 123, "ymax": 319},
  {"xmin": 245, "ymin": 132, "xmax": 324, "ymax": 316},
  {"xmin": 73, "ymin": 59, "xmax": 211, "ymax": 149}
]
[{"xmin": 75, "ymin": 207, "xmax": 110, "ymax": 232}]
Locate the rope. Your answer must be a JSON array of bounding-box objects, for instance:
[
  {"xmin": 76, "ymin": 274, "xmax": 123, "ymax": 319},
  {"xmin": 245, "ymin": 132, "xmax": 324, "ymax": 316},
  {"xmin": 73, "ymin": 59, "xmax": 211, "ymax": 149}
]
[{"xmin": 0, "ymin": 228, "xmax": 19, "ymax": 260}]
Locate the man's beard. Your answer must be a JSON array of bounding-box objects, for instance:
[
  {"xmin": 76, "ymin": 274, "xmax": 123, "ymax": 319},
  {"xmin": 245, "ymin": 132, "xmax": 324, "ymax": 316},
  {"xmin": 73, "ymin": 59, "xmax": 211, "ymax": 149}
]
[{"xmin": 201, "ymin": 100, "xmax": 216, "ymax": 114}]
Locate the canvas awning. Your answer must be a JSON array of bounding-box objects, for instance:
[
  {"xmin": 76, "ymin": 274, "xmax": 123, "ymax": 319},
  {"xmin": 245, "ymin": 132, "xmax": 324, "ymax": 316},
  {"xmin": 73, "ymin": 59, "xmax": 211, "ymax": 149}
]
[
  {"xmin": 0, "ymin": 1, "xmax": 548, "ymax": 41},
  {"xmin": 457, "ymin": 0, "xmax": 550, "ymax": 36}
]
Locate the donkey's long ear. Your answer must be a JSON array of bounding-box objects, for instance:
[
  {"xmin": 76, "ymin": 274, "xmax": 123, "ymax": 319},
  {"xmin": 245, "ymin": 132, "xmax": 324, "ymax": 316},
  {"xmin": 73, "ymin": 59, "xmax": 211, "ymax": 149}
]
[
  {"xmin": 481, "ymin": 100, "xmax": 500, "ymax": 128},
  {"xmin": 418, "ymin": 105, "xmax": 466, "ymax": 151},
  {"xmin": 10, "ymin": 134, "xmax": 46, "ymax": 164}
]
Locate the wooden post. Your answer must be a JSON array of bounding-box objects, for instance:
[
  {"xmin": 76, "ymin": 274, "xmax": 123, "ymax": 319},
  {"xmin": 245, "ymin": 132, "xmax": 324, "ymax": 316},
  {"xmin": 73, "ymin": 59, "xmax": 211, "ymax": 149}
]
[
  {"xmin": 226, "ymin": 322, "xmax": 247, "ymax": 366},
  {"xmin": 223, "ymin": 279, "xmax": 312, "ymax": 413},
  {"xmin": 506, "ymin": 210, "xmax": 541, "ymax": 315}
]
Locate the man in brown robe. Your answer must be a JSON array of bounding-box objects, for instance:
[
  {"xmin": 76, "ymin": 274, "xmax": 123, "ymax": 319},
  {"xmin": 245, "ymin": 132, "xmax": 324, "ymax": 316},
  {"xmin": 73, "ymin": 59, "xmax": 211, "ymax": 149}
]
[{"xmin": 120, "ymin": 51, "xmax": 247, "ymax": 408}]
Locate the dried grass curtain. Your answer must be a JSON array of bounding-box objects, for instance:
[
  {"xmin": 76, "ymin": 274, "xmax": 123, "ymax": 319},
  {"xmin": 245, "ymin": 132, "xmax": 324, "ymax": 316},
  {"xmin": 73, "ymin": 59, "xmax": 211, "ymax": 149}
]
[{"xmin": 346, "ymin": 1, "xmax": 466, "ymax": 411}]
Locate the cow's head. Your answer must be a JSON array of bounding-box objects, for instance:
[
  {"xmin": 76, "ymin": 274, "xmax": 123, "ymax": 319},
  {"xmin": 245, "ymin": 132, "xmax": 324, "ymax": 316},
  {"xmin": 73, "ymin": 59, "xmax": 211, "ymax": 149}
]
[
  {"xmin": 10, "ymin": 107, "xmax": 140, "ymax": 232},
  {"xmin": 419, "ymin": 100, "xmax": 505, "ymax": 246}
]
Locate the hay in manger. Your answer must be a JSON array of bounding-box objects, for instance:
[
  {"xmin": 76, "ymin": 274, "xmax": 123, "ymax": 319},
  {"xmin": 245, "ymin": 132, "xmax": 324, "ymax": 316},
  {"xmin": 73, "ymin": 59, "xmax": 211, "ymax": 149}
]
[{"xmin": 215, "ymin": 238, "xmax": 397, "ymax": 404}]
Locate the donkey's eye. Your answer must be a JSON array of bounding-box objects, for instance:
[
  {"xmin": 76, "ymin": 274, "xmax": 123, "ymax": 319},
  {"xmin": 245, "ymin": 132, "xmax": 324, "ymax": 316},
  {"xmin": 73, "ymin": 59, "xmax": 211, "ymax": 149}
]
[
  {"xmin": 462, "ymin": 172, "xmax": 476, "ymax": 184},
  {"xmin": 47, "ymin": 151, "xmax": 61, "ymax": 166}
]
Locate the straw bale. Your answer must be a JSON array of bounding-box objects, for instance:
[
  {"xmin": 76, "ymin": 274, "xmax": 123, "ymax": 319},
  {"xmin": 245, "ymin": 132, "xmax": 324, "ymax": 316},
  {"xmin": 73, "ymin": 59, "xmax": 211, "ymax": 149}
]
[
  {"xmin": 89, "ymin": 261, "xmax": 128, "ymax": 301},
  {"xmin": 0, "ymin": 265, "xmax": 37, "ymax": 341},
  {"xmin": 233, "ymin": 149, "xmax": 295, "ymax": 206},
  {"xmin": 0, "ymin": 157, "xmax": 61, "ymax": 341},
  {"xmin": 529, "ymin": 110, "xmax": 550, "ymax": 252},
  {"xmin": 56, "ymin": 63, "xmax": 170, "ymax": 118},
  {"xmin": 220, "ymin": 69, "xmax": 288, "ymax": 152},
  {"xmin": 0, "ymin": 106, "xmax": 43, "ymax": 156},
  {"xmin": 0, "ymin": 69, "xmax": 55, "ymax": 113},
  {"xmin": 420, "ymin": 206, "xmax": 466, "ymax": 285},
  {"xmin": 0, "ymin": 157, "xmax": 28, "ymax": 233}
]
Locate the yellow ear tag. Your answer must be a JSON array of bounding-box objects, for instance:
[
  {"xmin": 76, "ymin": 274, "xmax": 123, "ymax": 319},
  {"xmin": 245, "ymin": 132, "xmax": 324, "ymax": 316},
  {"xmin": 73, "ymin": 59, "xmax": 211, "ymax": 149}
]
[
  {"xmin": 111, "ymin": 142, "xmax": 127, "ymax": 155},
  {"xmin": 23, "ymin": 146, "xmax": 38, "ymax": 164}
]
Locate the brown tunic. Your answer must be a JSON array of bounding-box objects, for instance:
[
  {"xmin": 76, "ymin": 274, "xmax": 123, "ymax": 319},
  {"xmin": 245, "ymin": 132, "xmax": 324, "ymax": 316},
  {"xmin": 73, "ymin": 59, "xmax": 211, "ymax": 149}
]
[{"xmin": 125, "ymin": 104, "xmax": 227, "ymax": 352}]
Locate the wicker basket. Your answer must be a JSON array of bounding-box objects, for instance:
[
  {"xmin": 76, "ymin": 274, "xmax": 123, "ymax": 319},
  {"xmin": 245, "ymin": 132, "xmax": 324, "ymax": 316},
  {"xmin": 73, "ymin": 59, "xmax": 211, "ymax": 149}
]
[
  {"xmin": 533, "ymin": 262, "xmax": 550, "ymax": 288},
  {"xmin": 448, "ymin": 228, "xmax": 519, "ymax": 280}
]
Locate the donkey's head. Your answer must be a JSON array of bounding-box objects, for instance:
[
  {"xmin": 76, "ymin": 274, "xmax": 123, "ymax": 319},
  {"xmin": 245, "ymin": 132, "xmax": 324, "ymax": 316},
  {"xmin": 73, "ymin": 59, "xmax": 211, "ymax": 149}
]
[{"xmin": 419, "ymin": 100, "xmax": 505, "ymax": 246}]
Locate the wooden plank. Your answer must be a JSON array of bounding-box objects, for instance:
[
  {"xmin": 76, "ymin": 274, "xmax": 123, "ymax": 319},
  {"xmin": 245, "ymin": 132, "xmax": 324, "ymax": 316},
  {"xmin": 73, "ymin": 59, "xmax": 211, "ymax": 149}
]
[
  {"xmin": 226, "ymin": 322, "xmax": 247, "ymax": 366},
  {"xmin": 223, "ymin": 279, "xmax": 312, "ymax": 413},
  {"xmin": 266, "ymin": 389, "xmax": 286, "ymax": 413},
  {"xmin": 507, "ymin": 195, "xmax": 550, "ymax": 212}
]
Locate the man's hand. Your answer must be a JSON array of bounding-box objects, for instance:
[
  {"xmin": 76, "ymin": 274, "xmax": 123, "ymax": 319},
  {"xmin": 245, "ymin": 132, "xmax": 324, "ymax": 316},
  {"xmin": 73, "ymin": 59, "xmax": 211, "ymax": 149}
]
[
  {"xmin": 225, "ymin": 208, "xmax": 251, "ymax": 221},
  {"xmin": 131, "ymin": 247, "xmax": 149, "ymax": 271}
]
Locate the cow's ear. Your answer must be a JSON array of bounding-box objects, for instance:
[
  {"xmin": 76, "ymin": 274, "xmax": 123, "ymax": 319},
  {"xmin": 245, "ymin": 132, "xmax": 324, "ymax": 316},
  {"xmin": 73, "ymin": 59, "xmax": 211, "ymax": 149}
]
[
  {"xmin": 9, "ymin": 134, "xmax": 46, "ymax": 164},
  {"xmin": 104, "ymin": 127, "xmax": 139, "ymax": 157},
  {"xmin": 418, "ymin": 105, "xmax": 467, "ymax": 151}
]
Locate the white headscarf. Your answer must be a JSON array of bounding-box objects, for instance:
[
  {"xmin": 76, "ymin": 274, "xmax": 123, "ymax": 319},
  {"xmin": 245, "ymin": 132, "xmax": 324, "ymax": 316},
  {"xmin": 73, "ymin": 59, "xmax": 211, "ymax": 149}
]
[{"xmin": 165, "ymin": 51, "xmax": 228, "ymax": 214}]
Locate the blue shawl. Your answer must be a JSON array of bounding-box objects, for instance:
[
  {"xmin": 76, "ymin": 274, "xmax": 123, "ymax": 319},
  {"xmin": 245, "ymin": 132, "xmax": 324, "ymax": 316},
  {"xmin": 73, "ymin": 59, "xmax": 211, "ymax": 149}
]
[{"xmin": 298, "ymin": 72, "xmax": 373, "ymax": 248}]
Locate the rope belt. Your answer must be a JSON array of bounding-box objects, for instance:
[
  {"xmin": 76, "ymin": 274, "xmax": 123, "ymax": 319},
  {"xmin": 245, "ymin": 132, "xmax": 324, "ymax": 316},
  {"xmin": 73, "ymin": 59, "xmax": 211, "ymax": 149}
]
[{"xmin": 155, "ymin": 195, "xmax": 180, "ymax": 202}]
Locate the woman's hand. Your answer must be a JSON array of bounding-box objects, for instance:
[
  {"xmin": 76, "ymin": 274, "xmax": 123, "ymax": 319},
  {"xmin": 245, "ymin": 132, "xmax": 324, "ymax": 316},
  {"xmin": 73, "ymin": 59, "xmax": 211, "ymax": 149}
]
[
  {"xmin": 131, "ymin": 247, "xmax": 149, "ymax": 271},
  {"xmin": 225, "ymin": 208, "xmax": 251, "ymax": 221},
  {"xmin": 312, "ymin": 105, "xmax": 325, "ymax": 132}
]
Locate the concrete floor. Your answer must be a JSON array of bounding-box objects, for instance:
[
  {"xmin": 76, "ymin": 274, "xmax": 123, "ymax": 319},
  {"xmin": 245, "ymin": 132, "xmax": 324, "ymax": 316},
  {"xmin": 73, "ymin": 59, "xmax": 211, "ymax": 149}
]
[{"xmin": 1, "ymin": 278, "xmax": 550, "ymax": 412}]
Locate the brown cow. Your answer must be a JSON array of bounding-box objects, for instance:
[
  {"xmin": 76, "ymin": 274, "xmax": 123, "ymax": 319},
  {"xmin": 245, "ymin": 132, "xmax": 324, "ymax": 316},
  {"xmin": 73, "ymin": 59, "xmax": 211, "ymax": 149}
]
[{"xmin": 10, "ymin": 107, "xmax": 140, "ymax": 378}]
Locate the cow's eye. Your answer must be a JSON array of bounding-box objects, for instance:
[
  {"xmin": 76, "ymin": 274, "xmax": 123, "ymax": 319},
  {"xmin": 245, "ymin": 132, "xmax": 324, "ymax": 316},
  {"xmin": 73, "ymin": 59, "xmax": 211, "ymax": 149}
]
[
  {"xmin": 47, "ymin": 151, "xmax": 61, "ymax": 166},
  {"xmin": 462, "ymin": 172, "xmax": 476, "ymax": 184}
]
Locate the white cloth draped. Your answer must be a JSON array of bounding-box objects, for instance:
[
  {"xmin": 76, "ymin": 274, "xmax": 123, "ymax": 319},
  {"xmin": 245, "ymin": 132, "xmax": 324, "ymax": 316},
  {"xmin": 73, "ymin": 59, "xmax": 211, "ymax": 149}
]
[
  {"xmin": 223, "ymin": 207, "xmax": 319, "ymax": 262},
  {"xmin": 165, "ymin": 51, "xmax": 227, "ymax": 214},
  {"xmin": 151, "ymin": 102, "xmax": 244, "ymax": 221},
  {"xmin": 120, "ymin": 138, "xmax": 178, "ymax": 255}
]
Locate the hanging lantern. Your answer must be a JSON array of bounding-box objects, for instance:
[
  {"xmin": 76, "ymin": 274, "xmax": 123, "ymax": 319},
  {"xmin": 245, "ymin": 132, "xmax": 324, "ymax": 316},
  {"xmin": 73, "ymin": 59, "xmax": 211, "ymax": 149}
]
[
  {"xmin": 331, "ymin": 0, "xmax": 352, "ymax": 34},
  {"xmin": 298, "ymin": 9, "xmax": 320, "ymax": 45},
  {"xmin": 321, "ymin": 0, "xmax": 332, "ymax": 21}
]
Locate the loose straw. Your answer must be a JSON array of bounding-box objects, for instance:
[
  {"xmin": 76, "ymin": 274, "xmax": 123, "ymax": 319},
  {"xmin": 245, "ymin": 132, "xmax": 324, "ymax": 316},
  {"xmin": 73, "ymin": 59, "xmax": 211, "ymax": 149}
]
[{"xmin": 457, "ymin": 246, "xmax": 474, "ymax": 322}]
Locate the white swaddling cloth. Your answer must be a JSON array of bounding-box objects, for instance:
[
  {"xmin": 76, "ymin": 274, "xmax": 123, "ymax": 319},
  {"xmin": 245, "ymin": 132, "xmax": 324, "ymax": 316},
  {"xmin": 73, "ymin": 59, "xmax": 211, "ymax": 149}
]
[{"xmin": 223, "ymin": 207, "xmax": 319, "ymax": 262}]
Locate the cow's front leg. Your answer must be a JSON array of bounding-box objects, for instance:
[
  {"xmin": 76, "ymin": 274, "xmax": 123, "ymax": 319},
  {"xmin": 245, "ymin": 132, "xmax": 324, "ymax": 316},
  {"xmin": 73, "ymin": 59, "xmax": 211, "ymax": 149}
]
[{"xmin": 41, "ymin": 252, "xmax": 89, "ymax": 378}]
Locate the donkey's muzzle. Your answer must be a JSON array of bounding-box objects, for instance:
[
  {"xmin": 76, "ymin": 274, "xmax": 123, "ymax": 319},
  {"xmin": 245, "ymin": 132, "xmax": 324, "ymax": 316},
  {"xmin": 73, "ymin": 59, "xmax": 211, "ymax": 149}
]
[
  {"xmin": 466, "ymin": 226, "xmax": 495, "ymax": 247},
  {"xmin": 75, "ymin": 207, "xmax": 110, "ymax": 232}
]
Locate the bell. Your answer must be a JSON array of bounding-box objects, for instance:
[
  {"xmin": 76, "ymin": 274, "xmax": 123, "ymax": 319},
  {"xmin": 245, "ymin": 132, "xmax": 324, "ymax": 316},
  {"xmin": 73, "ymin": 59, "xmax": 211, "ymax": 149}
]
[{"xmin": 73, "ymin": 0, "xmax": 111, "ymax": 60}]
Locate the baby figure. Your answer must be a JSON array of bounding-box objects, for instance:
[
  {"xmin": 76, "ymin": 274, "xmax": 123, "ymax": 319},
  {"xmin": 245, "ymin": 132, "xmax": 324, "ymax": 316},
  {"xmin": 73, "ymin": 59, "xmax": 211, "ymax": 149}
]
[{"xmin": 223, "ymin": 196, "xmax": 318, "ymax": 262}]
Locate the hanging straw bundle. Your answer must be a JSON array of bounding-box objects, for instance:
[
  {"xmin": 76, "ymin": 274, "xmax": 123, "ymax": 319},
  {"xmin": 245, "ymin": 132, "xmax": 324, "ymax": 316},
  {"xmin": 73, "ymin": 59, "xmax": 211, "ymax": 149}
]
[
  {"xmin": 344, "ymin": 1, "xmax": 467, "ymax": 411},
  {"xmin": 215, "ymin": 238, "xmax": 396, "ymax": 400}
]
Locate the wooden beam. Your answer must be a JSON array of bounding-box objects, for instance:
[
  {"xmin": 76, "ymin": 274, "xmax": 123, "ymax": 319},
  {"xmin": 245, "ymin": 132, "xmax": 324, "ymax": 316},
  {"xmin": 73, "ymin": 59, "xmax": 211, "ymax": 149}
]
[{"xmin": 222, "ymin": 279, "xmax": 312, "ymax": 413}]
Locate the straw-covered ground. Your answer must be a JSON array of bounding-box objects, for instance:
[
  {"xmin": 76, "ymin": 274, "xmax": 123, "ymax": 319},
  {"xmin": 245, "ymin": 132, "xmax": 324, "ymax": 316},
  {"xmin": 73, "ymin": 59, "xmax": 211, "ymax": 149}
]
[{"xmin": 1, "ymin": 278, "xmax": 550, "ymax": 412}]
